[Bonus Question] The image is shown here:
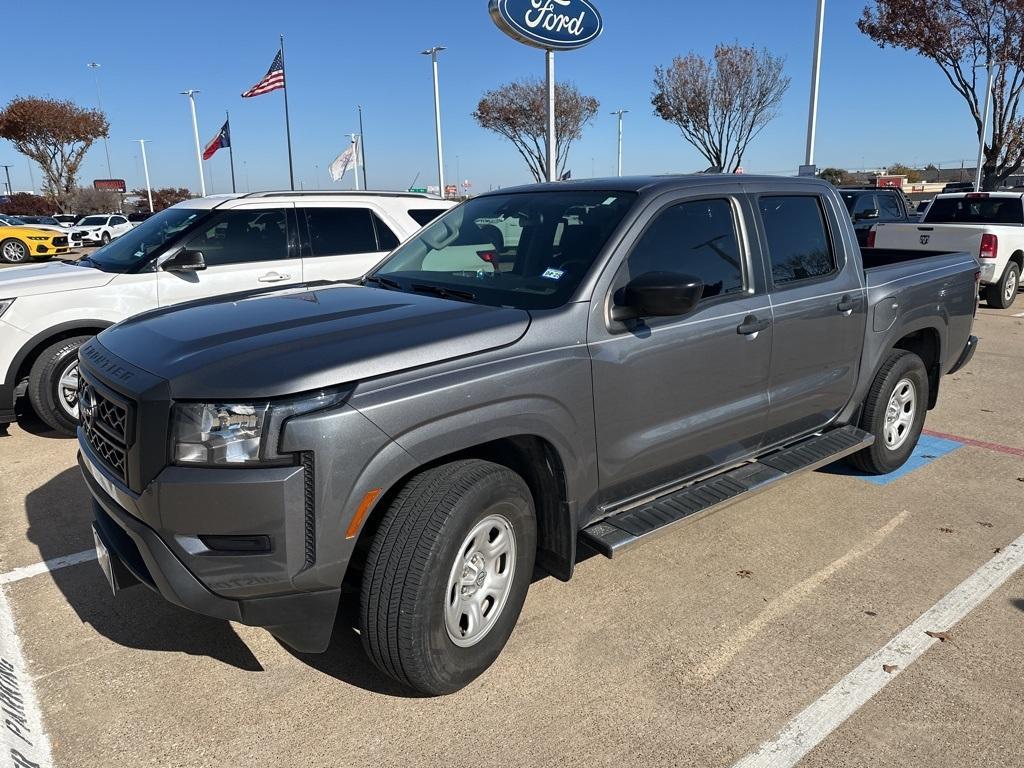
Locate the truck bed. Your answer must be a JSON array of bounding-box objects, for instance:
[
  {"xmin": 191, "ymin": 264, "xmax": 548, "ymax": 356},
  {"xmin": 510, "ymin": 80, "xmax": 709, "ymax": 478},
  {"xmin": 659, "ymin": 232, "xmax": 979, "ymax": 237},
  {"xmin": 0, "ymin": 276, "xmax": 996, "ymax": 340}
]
[{"xmin": 860, "ymin": 247, "xmax": 965, "ymax": 271}]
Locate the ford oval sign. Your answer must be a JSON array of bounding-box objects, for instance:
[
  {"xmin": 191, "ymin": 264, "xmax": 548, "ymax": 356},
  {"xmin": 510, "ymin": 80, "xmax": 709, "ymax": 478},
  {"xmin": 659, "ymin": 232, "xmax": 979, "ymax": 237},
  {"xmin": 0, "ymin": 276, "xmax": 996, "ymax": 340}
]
[{"xmin": 489, "ymin": 0, "xmax": 603, "ymax": 51}]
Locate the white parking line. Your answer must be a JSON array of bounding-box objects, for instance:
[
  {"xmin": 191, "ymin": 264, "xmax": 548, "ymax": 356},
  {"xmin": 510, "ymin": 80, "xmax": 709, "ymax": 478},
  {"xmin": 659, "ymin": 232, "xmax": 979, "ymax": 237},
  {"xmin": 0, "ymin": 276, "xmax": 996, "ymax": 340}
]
[
  {"xmin": 731, "ymin": 532, "xmax": 1024, "ymax": 768},
  {"xmin": 0, "ymin": 586, "xmax": 54, "ymax": 767},
  {"xmin": 1013, "ymin": 310, "xmax": 1024, "ymax": 317},
  {"xmin": 0, "ymin": 549, "xmax": 97, "ymax": 586}
]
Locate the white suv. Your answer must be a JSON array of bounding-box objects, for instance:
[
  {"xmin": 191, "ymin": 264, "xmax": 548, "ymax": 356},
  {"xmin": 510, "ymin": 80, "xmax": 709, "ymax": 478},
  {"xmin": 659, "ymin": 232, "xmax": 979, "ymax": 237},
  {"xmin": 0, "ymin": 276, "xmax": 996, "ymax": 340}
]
[
  {"xmin": 0, "ymin": 191, "xmax": 452, "ymax": 433},
  {"xmin": 74, "ymin": 214, "xmax": 135, "ymax": 246}
]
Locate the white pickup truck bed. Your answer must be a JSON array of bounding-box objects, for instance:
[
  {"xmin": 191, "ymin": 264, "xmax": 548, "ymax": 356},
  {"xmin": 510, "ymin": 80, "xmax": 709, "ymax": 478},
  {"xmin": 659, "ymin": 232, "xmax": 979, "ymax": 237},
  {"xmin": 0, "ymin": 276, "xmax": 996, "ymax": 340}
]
[{"xmin": 871, "ymin": 191, "xmax": 1023, "ymax": 309}]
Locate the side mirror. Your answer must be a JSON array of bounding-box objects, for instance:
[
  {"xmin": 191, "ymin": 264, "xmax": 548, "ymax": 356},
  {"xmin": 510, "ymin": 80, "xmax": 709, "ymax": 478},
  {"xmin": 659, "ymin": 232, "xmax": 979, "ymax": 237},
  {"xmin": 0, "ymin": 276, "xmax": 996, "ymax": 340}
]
[
  {"xmin": 611, "ymin": 271, "xmax": 704, "ymax": 322},
  {"xmin": 855, "ymin": 208, "xmax": 880, "ymax": 221},
  {"xmin": 162, "ymin": 249, "xmax": 206, "ymax": 273}
]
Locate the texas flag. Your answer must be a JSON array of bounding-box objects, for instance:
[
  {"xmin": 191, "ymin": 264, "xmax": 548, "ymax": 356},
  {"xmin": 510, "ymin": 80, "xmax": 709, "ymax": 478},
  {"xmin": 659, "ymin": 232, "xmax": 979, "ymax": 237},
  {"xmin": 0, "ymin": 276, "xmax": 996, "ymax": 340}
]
[{"xmin": 203, "ymin": 120, "xmax": 231, "ymax": 160}]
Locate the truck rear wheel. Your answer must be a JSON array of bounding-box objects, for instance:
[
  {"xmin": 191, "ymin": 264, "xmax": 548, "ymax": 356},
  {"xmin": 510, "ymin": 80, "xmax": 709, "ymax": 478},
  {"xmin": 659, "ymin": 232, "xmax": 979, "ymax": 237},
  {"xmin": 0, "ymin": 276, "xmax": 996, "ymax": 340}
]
[
  {"xmin": 849, "ymin": 350, "xmax": 928, "ymax": 475},
  {"xmin": 986, "ymin": 262, "xmax": 1019, "ymax": 309},
  {"xmin": 359, "ymin": 459, "xmax": 536, "ymax": 695},
  {"xmin": 27, "ymin": 336, "xmax": 90, "ymax": 436}
]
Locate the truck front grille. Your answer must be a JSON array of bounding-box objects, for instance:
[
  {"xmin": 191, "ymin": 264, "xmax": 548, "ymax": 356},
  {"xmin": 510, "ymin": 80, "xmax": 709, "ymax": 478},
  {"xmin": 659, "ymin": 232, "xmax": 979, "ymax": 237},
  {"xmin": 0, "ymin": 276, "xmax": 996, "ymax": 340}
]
[{"xmin": 80, "ymin": 379, "xmax": 131, "ymax": 484}]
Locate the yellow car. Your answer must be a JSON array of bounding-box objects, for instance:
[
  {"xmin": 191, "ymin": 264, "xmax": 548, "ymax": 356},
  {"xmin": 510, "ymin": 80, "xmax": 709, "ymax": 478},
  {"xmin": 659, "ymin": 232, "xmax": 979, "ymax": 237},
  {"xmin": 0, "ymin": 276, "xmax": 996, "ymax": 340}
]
[{"xmin": 0, "ymin": 225, "xmax": 70, "ymax": 264}]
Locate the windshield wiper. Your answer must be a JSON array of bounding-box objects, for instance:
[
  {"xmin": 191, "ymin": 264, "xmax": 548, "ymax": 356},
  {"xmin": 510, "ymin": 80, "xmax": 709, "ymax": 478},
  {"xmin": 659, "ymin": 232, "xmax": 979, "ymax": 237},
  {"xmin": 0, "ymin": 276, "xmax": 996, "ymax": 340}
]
[
  {"xmin": 363, "ymin": 275, "xmax": 403, "ymax": 290},
  {"xmin": 411, "ymin": 283, "xmax": 477, "ymax": 302}
]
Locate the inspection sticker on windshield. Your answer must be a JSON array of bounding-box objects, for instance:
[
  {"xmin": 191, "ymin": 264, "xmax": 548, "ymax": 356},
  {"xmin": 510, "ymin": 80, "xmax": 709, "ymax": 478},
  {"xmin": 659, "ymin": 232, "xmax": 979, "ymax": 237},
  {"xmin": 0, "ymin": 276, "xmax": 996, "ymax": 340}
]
[{"xmin": 541, "ymin": 268, "xmax": 565, "ymax": 280}]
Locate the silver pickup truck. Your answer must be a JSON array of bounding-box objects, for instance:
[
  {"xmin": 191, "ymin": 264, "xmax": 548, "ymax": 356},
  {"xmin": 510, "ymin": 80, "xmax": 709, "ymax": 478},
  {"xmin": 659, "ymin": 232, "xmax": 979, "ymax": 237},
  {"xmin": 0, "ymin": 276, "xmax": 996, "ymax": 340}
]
[{"xmin": 76, "ymin": 176, "xmax": 979, "ymax": 695}]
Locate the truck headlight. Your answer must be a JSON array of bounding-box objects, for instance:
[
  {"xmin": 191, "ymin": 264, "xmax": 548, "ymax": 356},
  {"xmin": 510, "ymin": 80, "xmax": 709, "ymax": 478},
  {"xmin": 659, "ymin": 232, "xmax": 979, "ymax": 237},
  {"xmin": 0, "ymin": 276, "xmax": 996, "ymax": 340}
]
[
  {"xmin": 171, "ymin": 389, "xmax": 349, "ymax": 466},
  {"xmin": 0, "ymin": 298, "xmax": 14, "ymax": 319}
]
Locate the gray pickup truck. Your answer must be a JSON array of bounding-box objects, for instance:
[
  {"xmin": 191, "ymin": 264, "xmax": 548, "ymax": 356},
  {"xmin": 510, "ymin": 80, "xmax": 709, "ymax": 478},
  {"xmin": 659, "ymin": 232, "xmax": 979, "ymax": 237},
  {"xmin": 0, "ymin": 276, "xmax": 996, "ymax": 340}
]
[{"xmin": 77, "ymin": 176, "xmax": 979, "ymax": 695}]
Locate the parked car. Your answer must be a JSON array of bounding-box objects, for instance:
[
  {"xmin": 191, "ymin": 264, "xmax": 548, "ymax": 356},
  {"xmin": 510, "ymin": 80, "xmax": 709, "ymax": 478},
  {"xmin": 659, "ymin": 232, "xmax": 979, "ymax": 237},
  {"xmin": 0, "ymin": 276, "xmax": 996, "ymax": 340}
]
[
  {"xmin": 76, "ymin": 176, "xmax": 979, "ymax": 695},
  {"xmin": 52, "ymin": 214, "xmax": 79, "ymax": 227},
  {"xmin": 0, "ymin": 214, "xmax": 83, "ymax": 247},
  {"xmin": 870, "ymin": 191, "xmax": 1023, "ymax": 308},
  {"xmin": 839, "ymin": 188, "xmax": 916, "ymax": 246},
  {"xmin": 127, "ymin": 212, "xmax": 155, "ymax": 224},
  {"xmin": 0, "ymin": 191, "xmax": 453, "ymax": 433},
  {"xmin": 942, "ymin": 181, "xmax": 975, "ymax": 194},
  {"xmin": 74, "ymin": 214, "xmax": 135, "ymax": 246},
  {"xmin": 0, "ymin": 224, "xmax": 70, "ymax": 264}
]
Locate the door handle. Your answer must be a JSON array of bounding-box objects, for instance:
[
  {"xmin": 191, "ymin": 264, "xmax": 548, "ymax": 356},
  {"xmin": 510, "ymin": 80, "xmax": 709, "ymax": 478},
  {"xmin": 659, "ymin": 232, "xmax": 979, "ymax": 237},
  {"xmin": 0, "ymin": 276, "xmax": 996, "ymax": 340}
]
[
  {"xmin": 737, "ymin": 315, "xmax": 771, "ymax": 336},
  {"xmin": 258, "ymin": 272, "xmax": 291, "ymax": 283},
  {"xmin": 837, "ymin": 295, "xmax": 855, "ymax": 315}
]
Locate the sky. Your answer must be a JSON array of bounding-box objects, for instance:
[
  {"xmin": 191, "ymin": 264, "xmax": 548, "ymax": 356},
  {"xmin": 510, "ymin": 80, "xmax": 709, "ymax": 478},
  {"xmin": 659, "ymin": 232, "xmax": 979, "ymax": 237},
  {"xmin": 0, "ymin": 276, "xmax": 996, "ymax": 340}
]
[{"xmin": 0, "ymin": 0, "xmax": 983, "ymax": 197}]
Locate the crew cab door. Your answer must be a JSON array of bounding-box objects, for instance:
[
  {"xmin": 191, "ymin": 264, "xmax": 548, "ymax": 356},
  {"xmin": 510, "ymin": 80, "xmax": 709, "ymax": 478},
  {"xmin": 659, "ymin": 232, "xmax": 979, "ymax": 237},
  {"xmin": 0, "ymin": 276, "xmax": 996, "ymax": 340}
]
[
  {"xmin": 749, "ymin": 189, "xmax": 867, "ymax": 445},
  {"xmin": 297, "ymin": 204, "xmax": 401, "ymax": 282},
  {"xmin": 588, "ymin": 191, "xmax": 773, "ymax": 506},
  {"xmin": 156, "ymin": 204, "xmax": 302, "ymax": 306}
]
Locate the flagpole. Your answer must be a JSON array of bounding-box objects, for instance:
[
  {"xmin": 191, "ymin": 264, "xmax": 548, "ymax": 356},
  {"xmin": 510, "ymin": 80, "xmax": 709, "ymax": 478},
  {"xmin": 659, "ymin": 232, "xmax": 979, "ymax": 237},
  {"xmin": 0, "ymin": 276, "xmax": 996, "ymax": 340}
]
[
  {"xmin": 358, "ymin": 105, "xmax": 368, "ymax": 189},
  {"xmin": 280, "ymin": 33, "xmax": 295, "ymax": 190},
  {"xmin": 226, "ymin": 110, "xmax": 237, "ymax": 193},
  {"xmin": 348, "ymin": 134, "xmax": 360, "ymax": 191}
]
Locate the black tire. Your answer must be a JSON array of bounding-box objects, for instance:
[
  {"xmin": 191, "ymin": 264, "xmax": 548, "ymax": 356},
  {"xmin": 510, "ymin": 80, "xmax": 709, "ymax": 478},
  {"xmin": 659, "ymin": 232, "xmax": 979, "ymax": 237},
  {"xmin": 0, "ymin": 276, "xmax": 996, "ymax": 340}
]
[
  {"xmin": 27, "ymin": 336, "xmax": 91, "ymax": 436},
  {"xmin": 359, "ymin": 459, "xmax": 536, "ymax": 696},
  {"xmin": 849, "ymin": 350, "xmax": 928, "ymax": 475},
  {"xmin": 0, "ymin": 238, "xmax": 30, "ymax": 264},
  {"xmin": 100, "ymin": 231, "xmax": 111, "ymax": 245},
  {"xmin": 986, "ymin": 261, "xmax": 1019, "ymax": 309}
]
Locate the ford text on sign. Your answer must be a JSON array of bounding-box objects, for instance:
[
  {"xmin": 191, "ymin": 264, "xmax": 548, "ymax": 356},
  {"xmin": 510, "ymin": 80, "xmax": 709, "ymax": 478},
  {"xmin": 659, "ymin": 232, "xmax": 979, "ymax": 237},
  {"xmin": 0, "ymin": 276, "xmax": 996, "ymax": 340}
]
[{"xmin": 489, "ymin": 0, "xmax": 603, "ymax": 51}]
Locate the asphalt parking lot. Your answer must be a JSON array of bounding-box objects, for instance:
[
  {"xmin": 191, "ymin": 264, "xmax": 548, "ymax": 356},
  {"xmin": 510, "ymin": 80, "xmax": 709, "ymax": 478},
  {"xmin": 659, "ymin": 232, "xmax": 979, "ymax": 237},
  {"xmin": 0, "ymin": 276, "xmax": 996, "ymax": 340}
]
[{"xmin": 0, "ymin": 307, "xmax": 1020, "ymax": 768}]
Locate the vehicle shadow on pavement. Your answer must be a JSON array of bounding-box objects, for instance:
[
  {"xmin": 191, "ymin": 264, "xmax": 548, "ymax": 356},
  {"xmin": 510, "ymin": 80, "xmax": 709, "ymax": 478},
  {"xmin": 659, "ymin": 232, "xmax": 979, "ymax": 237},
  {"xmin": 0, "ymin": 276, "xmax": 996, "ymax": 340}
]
[
  {"xmin": 25, "ymin": 467, "xmax": 264, "ymax": 672},
  {"xmin": 3, "ymin": 394, "xmax": 75, "ymax": 440},
  {"xmin": 286, "ymin": 548, "xmax": 602, "ymax": 697},
  {"xmin": 1012, "ymin": 598, "xmax": 1024, "ymax": 613}
]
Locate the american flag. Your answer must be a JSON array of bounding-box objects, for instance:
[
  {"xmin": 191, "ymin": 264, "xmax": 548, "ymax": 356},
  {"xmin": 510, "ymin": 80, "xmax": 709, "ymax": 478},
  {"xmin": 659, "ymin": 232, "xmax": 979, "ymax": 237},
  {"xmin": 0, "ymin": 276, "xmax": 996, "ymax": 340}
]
[{"xmin": 241, "ymin": 50, "xmax": 285, "ymax": 98}]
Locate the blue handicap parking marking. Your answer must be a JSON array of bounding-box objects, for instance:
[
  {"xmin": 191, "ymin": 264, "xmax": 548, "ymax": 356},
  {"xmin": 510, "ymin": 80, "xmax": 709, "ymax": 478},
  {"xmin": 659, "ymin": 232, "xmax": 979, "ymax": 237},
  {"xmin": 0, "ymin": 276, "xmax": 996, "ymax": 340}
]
[{"xmin": 822, "ymin": 434, "xmax": 964, "ymax": 485}]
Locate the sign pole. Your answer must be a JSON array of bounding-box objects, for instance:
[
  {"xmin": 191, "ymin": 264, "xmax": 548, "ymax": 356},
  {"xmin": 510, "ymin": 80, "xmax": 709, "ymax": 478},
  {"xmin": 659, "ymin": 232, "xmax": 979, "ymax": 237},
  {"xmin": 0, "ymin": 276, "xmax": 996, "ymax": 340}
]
[
  {"xmin": 226, "ymin": 110, "xmax": 237, "ymax": 194},
  {"xmin": 546, "ymin": 49, "xmax": 557, "ymax": 182},
  {"xmin": 137, "ymin": 139, "xmax": 154, "ymax": 212},
  {"xmin": 804, "ymin": 0, "xmax": 825, "ymax": 169}
]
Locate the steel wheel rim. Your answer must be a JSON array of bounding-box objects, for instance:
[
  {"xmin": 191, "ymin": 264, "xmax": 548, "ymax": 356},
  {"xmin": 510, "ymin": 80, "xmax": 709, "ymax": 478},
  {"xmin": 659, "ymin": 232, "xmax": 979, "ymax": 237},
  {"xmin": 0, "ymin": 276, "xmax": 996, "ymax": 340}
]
[
  {"xmin": 57, "ymin": 360, "xmax": 80, "ymax": 420},
  {"xmin": 883, "ymin": 377, "xmax": 916, "ymax": 451},
  {"xmin": 1005, "ymin": 269, "xmax": 1018, "ymax": 303},
  {"xmin": 444, "ymin": 512, "xmax": 517, "ymax": 648},
  {"xmin": 2, "ymin": 241, "xmax": 26, "ymax": 262}
]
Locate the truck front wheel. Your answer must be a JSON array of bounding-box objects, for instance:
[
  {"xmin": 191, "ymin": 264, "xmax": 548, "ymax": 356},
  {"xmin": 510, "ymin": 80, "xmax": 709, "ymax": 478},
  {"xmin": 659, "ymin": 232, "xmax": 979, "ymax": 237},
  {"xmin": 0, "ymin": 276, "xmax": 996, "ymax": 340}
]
[
  {"xmin": 359, "ymin": 459, "xmax": 536, "ymax": 695},
  {"xmin": 986, "ymin": 262, "xmax": 1019, "ymax": 309},
  {"xmin": 849, "ymin": 350, "xmax": 928, "ymax": 475}
]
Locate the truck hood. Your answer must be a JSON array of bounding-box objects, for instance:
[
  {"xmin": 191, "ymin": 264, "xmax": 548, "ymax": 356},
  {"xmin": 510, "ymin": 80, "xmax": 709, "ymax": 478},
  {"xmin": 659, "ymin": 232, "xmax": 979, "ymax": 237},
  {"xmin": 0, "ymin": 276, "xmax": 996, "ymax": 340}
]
[
  {"xmin": 97, "ymin": 283, "xmax": 532, "ymax": 399},
  {"xmin": 0, "ymin": 261, "xmax": 116, "ymax": 297}
]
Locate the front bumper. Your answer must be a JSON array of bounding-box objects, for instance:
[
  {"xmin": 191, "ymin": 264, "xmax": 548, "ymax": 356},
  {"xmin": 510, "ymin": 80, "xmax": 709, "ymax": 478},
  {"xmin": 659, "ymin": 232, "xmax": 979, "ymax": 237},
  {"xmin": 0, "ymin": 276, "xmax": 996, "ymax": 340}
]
[{"xmin": 79, "ymin": 444, "xmax": 341, "ymax": 653}]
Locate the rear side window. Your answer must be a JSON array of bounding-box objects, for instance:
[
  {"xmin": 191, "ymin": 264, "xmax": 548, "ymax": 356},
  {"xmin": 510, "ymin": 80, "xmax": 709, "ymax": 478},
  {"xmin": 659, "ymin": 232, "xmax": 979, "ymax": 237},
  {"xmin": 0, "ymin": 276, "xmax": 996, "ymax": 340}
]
[
  {"xmin": 758, "ymin": 196, "xmax": 837, "ymax": 286},
  {"xmin": 924, "ymin": 196, "xmax": 1024, "ymax": 225},
  {"xmin": 302, "ymin": 208, "xmax": 401, "ymax": 256},
  {"xmin": 625, "ymin": 198, "xmax": 745, "ymax": 299},
  {"xmin": 110, "ymin": 216, "xmax": 128, "ymax": 226},
  {"xmin": 878, "ymin": 193, "xmax": 904, "ymax": 221},
  {"xmin": 408, "ymin": 209, "xmax": 446, "ymax": 226}
]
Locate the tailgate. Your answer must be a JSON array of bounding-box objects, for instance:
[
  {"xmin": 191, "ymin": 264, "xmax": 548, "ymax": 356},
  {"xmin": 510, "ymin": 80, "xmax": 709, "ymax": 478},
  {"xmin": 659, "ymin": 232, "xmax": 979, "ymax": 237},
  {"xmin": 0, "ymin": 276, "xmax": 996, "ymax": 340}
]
[{"xmin": 872, "ymin": 222, "xmax": 983, "ymax": 256}]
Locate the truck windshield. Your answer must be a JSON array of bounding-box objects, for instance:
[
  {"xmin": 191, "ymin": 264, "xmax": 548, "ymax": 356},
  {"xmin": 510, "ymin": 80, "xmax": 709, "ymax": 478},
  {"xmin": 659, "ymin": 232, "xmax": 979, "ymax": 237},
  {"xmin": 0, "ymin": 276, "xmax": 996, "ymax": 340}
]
[
  {"xmin": 924, "ymin": 196, "xmax": 1024, "ymax": 225},
  {"xmin": 84, "ymin": 208, "xmax": 208, "ymax": 272},
  {"xmin": 371, "ymin": 190, "xmax": 638, "ymax": 310}
]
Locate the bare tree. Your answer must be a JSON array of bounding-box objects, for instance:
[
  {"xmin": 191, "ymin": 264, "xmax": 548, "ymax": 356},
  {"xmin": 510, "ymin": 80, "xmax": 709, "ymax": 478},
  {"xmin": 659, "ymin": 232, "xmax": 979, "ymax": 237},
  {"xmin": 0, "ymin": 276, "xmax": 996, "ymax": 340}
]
[
  {"xmin": 859, "ymin": 0, "xmax": 1024, "ymax": 190},
  {"xmin": 68, "ymin": 187, "xmax": 121, "ymax": 215},
  {"xmin": 0, "ymin": 97, "xmax": 109, "ymax": 211},
  {"xmin": 652, "ymin": 44, "xmax": 790, "ymax": 172},
  {"xmin": 473, "ymin": 78, "xmax": 599, "ymax": 182}
]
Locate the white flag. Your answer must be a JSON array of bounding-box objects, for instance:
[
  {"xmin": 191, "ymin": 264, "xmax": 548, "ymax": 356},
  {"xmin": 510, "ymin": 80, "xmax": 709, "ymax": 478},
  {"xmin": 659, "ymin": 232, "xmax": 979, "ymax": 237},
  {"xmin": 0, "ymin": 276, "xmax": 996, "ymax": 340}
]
[{"xmin": 329, "ymin": 139, "xmax": 358, "ymax": 182}]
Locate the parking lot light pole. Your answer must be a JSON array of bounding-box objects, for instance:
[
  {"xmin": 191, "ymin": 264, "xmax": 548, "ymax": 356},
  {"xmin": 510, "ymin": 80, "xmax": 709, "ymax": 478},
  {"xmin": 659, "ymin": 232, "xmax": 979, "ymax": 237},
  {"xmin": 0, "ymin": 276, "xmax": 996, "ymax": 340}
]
[
  {"xmin": 804, "ymin": 0, "xmax": 826, "ymax": 168},
  {"xmin": 975, "ymin": 61, "xmax": 997, "ymax": 192},
  {"xmin": 421, "ymin": 47, "xmax": 447, "ymax": 197},
  {"xmin": 180, "ymin": 90, "xmax": 206, "ymax": 197},
  {"xmin": 612, "ymin": 110, "xmax": 628, "ymax": 176},
  {"xmin": 136, "ymin": 140, "xmax": 153, "ymax": 212},
  {"xmin": 87, "ymin": 62, "xmax": 114, "ymax": 179}
]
